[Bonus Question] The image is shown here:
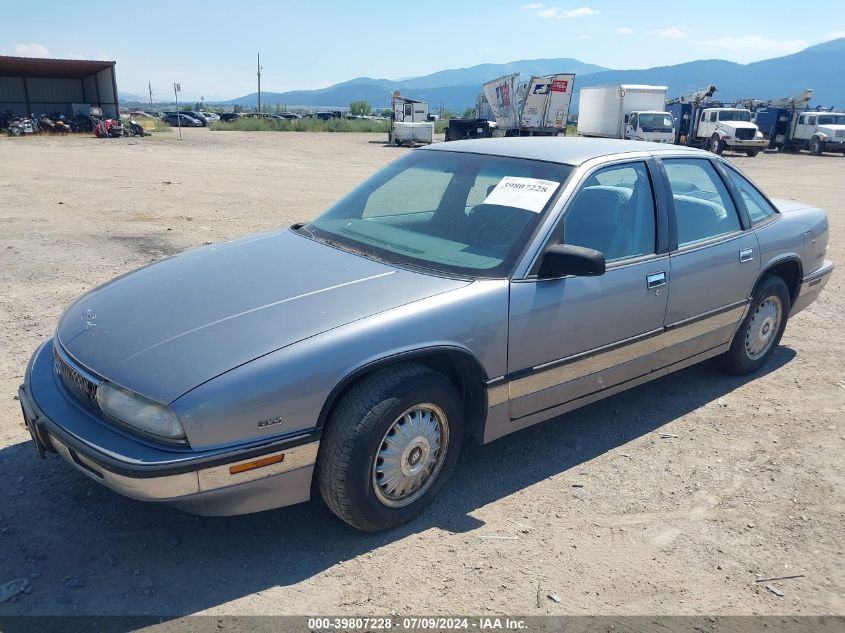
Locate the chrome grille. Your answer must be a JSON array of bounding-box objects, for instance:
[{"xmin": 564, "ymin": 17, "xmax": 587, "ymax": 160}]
[
  {"xmin": 54, "ymin": 346, "xmax": 100, "ymax": 410},
  {"xmin": 835, "ymin": 130, "xmax": 845, "ymax": 138}
]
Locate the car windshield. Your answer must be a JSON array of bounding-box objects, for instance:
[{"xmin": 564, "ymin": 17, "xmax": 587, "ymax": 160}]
[
  {"xmin": 638, "ymin": 113, "xmax": 673, "ymax": 130},
  {"xmin": 818, "ymin": 114, "xmax": 845, "ymax": 125},
  {"xmin": 303, "ymin": 150, "xmax": 573, "ymax": 277},
  {"xmin": 718, "ymin": 110, "xmax": 752, "ymax": 122}
]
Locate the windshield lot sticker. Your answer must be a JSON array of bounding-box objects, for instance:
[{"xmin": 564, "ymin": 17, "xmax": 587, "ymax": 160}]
[{"xmin": 483, "ymin": 177, "xmax": 560, "ymax": 213}]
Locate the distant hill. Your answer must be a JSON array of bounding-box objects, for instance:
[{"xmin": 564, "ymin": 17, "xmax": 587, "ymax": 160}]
[
  {"xmin": 225, "ymin": 58, "xmax": 609, "ymax": 109},
  {"xmin": 218, "ymin": 39, "xmax": 845, "ymax": 112},
  {"xmin": 572, "ymin": 38, "xmax": 845, "ymax": 110}
]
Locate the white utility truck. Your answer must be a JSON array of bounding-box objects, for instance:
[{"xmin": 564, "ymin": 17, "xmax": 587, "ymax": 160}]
[
  {"xmin": 577, "ymin": 84, "xmax": 674, "ymax": 143},
  {"xmin": 482, "ymin": 73, "xmax": 575, "ymax": 136},
  {"xmin": 389, "ymin": 92, "xmax": 434, "ymax": 146},
  {"xmin": 786, "ymin": 110, "xmax": 845, "ymax": 155},
  {"xmin": 667, "ymin": 86, "xmax": 769, "ymax": 156}
]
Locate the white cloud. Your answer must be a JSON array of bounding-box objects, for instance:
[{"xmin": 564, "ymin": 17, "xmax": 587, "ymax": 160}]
[
  {"xmin": 822, "ymin": 30, "xmax": 845, "ymax": 41},
  {"xmin": 14, "ymin": 43, "xmax": 50, "ymax": 57},
  {"xmin": 578, "ymin": 35, "xmax": 591, "ymax": 40},
  {"xmin": 656, "ymin": 26, "xmax": 688, "ymax": 39},
  {"xmin": 616, "ymin": 27, "xmax": 634, "ymax": 35},
  {"xmin": 528, "ymin": 5, "xmax": 599, "ymax": 19},
  {"xmin": 695, "ymin": 34, "xmax": 807, "ymax": 53}
]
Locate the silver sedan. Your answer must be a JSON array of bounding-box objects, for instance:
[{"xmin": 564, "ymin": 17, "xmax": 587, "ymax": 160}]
[{"xmin": 19, "ymin": 138, "xmax": 833, "ymax": 531}]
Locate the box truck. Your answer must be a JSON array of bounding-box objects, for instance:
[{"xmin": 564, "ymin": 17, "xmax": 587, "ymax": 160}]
[{"xmin": 577, "ymin": 85, "xmax": 674, "ymax": 143}]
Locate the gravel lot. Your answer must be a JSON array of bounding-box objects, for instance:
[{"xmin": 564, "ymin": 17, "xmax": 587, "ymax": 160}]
[{"xmin": 0, "ymin": 129, "xmax": 842, "ymax": 617}]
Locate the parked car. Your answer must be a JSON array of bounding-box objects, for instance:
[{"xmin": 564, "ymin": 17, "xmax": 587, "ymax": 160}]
[
  {"xmin": 19, "ymin": 138, "xmax": 832, "ymax": 531},
  {"xmin": 219, "ymin": 112, "xmax": 242, "ymax": 123},
  {"xmin": 270, "ymin": 112, "xmax": 300, "ymax": 120},
  {"xmin": 163, "ymin": 113, "xmax": 203, "ymax": 127},
  {"xmin": 199, "ymin": 111, "xmax": 220, "ymax": 124},
  {"xmin": 179, "ymin": 111, "xmax": 209, "ymax": 126}
]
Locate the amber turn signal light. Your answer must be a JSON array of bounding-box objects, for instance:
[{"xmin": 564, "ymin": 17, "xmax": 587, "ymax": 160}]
[{"xmin": 229, "ymin": 453, "xmax": 284, "ymax": 475}]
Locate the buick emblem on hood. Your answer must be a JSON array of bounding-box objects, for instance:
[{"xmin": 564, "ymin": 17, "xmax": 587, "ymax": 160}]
[{"xmin": 81, "ymin": 309, "xmax": 97, "ymax": 327}]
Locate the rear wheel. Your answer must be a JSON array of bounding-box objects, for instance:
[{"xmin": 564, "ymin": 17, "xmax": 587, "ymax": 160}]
[
  {"xmin": 709, "ymin": 134, "xmax": 725, "ymax": 154},
  {"xmin": 716, "ymin": 275, "xmax": 790, "ymax": 375},
  {"xmin": 317, "ymin": 363, "xmax": 463, "ymax": 531},
  {"xmin": 810, "ymin": 137, "xmax": 824, "ymax": 156}
]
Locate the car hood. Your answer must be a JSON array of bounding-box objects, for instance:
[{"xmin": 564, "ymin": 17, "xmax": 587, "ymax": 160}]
[
  {"xmin": 57, "ymin": 229, "xmax": 469, "ymax": 403},
  {"xmin": 719, "ymin": 121, "xmax": 757, "ymax": 130}
]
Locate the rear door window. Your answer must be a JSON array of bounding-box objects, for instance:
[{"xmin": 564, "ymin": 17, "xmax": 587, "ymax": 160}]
[{"xmin": 663, "ymin": 159, "xmax": 742, "ymax": 247}]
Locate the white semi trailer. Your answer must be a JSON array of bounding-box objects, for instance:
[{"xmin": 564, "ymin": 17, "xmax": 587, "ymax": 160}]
[
  {"xmin": 577, "ymin": 85, "xmax": 674, "ymax": 143},
  {"xmin": 482, "ymin": 73, "xmax": 575, "ymax": 136}
]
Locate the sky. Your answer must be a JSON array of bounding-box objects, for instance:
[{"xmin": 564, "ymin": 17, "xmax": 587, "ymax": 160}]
[{"xmin": 2, "ymin": 0, "xmax": 844, "ymax": 101}]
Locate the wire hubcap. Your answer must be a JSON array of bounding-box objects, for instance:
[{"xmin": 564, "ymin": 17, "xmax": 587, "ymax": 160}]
[
  {"xmin": 745, "ymin": 296, "xmax": 781, "ymax": 359},
  {"xmin": 372, "ymin": 404, "xmax": 448, "ymax": 508}
]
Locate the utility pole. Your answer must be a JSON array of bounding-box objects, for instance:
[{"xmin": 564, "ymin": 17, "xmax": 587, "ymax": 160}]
[
  {"xmin": 174, "ymin": 82, "xmax": 182, "ymax": 140},
  {"xmin": 257, "ymin": 52, "xmax": 262, "ymax": 115},
  {"xmin": 148, "ymin": 81, "xmax": 153, "ymax": 109}
]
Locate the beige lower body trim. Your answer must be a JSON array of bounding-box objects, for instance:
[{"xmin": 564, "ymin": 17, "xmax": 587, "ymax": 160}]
[{"xmin": 507, "ymin": 304, "xmax": 746, "ymax": 401}]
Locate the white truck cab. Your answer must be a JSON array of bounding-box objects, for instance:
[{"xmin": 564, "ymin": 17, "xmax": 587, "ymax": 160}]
[
  {"xmin": 791, "ymin": 111, "xmax": 845, "ymax": 155},
  {"xmin": 625, "ymin": 110, "xmax": 674, "ymax": 143},
  {"xmin": 696, "ymin": 107, "xmax": 768, "ymax": 156}
]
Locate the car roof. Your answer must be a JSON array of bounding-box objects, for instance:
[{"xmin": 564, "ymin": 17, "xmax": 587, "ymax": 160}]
[{"xmin": 422, "ymin": 136, "xmax": 705, "ymax": 166}]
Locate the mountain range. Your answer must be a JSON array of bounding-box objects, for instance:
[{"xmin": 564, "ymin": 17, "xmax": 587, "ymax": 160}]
[{"xmin": 218, "ymin": 38, "xmax": 845, "ymax": 112}]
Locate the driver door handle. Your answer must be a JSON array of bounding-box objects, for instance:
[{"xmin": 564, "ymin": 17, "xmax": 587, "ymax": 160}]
[{"xmin": 647, "ymin": 271, "xmax": 667, "ymax": 289}]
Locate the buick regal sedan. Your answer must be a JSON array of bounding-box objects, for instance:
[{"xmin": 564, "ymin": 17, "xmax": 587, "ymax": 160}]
[{"xmin": 19, "ymin": 138, "xmax": 833, "ymax": 531}]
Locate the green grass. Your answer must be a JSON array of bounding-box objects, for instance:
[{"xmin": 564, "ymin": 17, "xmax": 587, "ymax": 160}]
[{"xmin": 211, "ymin": 117, "xmax": 391, "ymax": 133}]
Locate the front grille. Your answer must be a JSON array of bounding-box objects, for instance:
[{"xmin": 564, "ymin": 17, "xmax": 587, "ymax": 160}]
[
  {"xmin": 735, "ymin": 128, "xmax": 755, "ymax": 140},
  {"xmin": 835, "ymin": 130, "xmax": 845, "ymax": 138},
  {"xmin": 54, "ymin": 345, "xmax": 100, "ymax": 410}
]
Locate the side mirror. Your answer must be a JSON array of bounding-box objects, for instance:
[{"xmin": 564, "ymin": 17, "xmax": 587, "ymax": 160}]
[{"xmin": 539, "ymin": 244, "xmax": 606, "ymax": 279}]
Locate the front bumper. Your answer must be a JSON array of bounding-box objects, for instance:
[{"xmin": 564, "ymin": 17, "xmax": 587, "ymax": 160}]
[
  {"xmin": 791, "ymin": 259, "xmax": 834, "ymax": 316},
  {"xmin": 724, "ymin": 138, "xmax": 769, "ymax": 148},
  {"xmin": 19, "ymin": 340, "xmax": 319, "ymax": 516}
]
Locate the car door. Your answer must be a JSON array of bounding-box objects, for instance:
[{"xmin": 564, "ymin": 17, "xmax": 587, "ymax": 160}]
[
  {"xmin": 507, "ymin": 159, "xmax": 669, "ymax": 420},
  {"xmin": 655, "ymin": 157, "xmax": 759, "ymax": 368}
]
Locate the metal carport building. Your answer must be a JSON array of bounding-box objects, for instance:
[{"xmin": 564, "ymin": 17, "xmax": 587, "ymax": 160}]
[{"xmin": 0, "ymin": 56, "xmax": 119, "ymax": 118}]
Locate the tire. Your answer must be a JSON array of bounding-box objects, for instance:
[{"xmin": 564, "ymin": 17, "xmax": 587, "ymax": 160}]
[
  {"xmin": 317, "ymin": 363, "xmax": 464, "ymax": 532},
  {"xmin": 810, "ymin": 137, "xmax": 823, "ymax": 156},
  {"xmin": 9, "ymin": 126, "xmax": 21, "ymax": 137},
  {"xmin": 709, "ymin": 134, "xmax": 725, "ymax": 154},
  {"xmin": 746, "ymin": 149, "xmax": 759, "ymax": 157},
  {"xmin": 716, "ymin": 275, "xmax": 790, "ymax": 375}
]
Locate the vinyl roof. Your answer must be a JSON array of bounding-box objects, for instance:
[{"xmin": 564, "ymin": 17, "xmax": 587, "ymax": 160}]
[
  {"xmin": 423, "ymin": 136, "xmax": 704, "ymax": 166},
  {"xmin": 0, "ymin": 56, "xmax": 115, "ymax": 79}
]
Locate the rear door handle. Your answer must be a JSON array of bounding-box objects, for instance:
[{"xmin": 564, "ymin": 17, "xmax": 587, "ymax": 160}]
[
  {"xmin": 739, "ymin": 248, "xmax": 754, "ymax": 263},
  {"xmin": 647, "ymin": 271, "xmax": 667, "ymax": 289}
]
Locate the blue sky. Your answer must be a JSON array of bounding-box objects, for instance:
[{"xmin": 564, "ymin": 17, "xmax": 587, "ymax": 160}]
[{"xmin": 2, "ymin": 0, "xmax": 844, "ymax": 100}]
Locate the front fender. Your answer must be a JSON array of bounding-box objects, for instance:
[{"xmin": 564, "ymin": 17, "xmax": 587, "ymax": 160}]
[{"xmin": 170, "ymin": 280, "xmax": 510, "ymax": 450}]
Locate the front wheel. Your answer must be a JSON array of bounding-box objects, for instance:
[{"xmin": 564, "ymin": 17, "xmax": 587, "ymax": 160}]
[
  {"xmin": 716, "ymin": 275, "xmax": 790, "ymax": 375},
  {"xmin": 810, "ymin": 137, "xmax": 823, "ymax": 156},
  {"xmin": 710, "ymin": 134, "xmax": 725, "ymax": 154},
  {"xmin": 317, "ymin": 363, "xmax": 463, "ymax": 531},
  {"xmin": 746, "ymin": 149, "xmax": 759, "ymax": 157}
]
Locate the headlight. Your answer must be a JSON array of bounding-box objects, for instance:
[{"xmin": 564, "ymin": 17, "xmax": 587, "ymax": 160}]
[
  {"xmin": 97, "ymin": 382, "xmax": 186, "ymax": 442},
  {"xmin": 755, "ymin": 131, "xmax": 763, "ymax": 138}
]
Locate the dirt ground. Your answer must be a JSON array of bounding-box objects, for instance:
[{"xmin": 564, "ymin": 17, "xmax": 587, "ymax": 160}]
[{"xmin": 0, "ymin": 129, "xmax": 842, "ymax": 617}]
